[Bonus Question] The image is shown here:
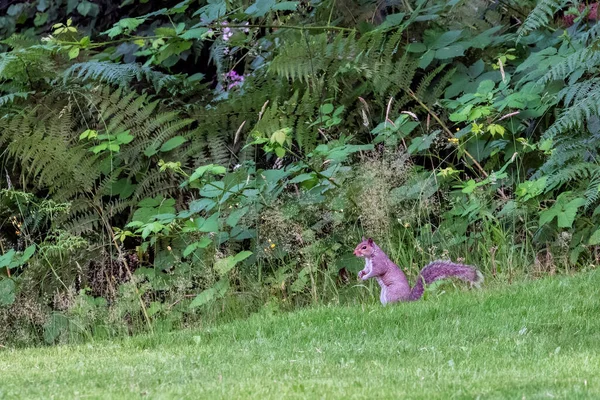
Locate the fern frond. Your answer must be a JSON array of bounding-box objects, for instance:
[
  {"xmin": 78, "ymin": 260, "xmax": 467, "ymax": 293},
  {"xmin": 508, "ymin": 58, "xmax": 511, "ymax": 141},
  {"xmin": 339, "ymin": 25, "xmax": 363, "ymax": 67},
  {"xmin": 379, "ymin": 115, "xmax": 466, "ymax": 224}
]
[
  {"xmin": 0, "ymin": 91, "xmax": 32, "ymax": 107},
  {"xmin": 207, "ymin": 131, "xmax": 232, "ymax": 166},
  {"xmin": 539, "ymin": 48, "xmax": 600, "ymax": 85},
  {"xmin": 60, "ymin": 208, "xmax": 103, "ymax": 236},
  {"xmin": 544, "ymin": 86, "xmax": 600, "ymax": 138},
  {"xmin": 556, "ymin": 78, "xmax": 600, "ymax": 107},
  {"xmin": 584, "ymin": 170, "xmax": 600, "ymax": 209},
  {"xmin": 517, "ymin": 0, "xmax": 566, "ymax": 39},
  {"xmin": 0, "ymin": 85, "xmax": 196, "ymax": 239},
  {"xmin": 545, "ymin": 162, "xmax": 599, "ymax": 191},
  {"xmin": 64, "ymin": 62, "xmax": 181, "ymax": 93},
  {"xmin": 580, "ymin": 22, "xmax": 600, "ymax": 44},
  {"xmin": 415, "ymin": 64, "xmax": 447, "ymax": 106},
  {"xmin": 269, "ymin": 32, "xmax": 333, "ymax": 84}
]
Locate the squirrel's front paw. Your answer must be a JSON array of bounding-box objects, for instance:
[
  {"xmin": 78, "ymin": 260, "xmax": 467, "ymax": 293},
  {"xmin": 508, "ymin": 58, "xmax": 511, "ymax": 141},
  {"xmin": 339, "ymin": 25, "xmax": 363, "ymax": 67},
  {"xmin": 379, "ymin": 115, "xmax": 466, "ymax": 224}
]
[{"xmin": 358, "ymin": 270, "xmax": 365, "ymax": 279}]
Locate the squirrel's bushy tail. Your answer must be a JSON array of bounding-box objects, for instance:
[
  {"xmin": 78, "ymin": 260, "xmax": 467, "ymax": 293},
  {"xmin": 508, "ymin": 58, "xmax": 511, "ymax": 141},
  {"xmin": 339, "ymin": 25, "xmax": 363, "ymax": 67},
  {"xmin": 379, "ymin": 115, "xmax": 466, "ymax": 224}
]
[{"xmin": 408, "ymin": 261, "xmax": 483, "ymax": 301}]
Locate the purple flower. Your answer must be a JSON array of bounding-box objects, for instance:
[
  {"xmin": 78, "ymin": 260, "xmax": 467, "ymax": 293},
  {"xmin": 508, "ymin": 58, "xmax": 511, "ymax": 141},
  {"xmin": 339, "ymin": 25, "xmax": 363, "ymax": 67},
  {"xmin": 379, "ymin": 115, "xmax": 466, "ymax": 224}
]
[{"xmin": 224, "ymin": 69, "xmax": 246, "ymax": 90}]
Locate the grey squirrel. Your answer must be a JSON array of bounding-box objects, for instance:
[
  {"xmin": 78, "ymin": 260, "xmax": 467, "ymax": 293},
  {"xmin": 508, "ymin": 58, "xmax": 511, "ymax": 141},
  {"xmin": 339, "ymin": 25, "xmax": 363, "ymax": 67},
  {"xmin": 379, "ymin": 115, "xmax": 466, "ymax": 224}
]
[{"xmin": 354, "ymin": 237, "xmax": 483, "ymax": 304}]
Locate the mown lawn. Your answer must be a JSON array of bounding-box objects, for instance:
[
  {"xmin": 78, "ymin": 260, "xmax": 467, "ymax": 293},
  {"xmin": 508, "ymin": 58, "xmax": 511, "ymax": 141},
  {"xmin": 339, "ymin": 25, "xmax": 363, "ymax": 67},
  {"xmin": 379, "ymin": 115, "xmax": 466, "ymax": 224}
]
[{"xmin": 2, "ymin": 271, "xmax": 600, "ymax": 399}]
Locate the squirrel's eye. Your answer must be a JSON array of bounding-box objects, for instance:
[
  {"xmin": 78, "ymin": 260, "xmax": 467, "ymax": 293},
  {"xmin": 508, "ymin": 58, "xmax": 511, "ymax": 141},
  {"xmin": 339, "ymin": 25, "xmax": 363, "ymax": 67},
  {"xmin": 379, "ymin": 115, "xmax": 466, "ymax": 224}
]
[{"xmin": 362, "ymin": 246, "xmax": 367, "ymax": 250}]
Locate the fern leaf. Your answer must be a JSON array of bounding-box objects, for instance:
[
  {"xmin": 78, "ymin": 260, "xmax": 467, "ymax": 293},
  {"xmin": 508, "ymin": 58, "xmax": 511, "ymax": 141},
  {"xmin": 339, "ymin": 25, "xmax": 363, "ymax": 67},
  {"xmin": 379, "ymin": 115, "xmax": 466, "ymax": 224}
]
[
  {"xmin": 64, "ymin": 62, "xmax": 181, "ymax": 93},
  {"xmin": 517, "ymin": 0, "xmax": 566, "ymax": 39},
  {"xmin": 539, "ymin": 48, "xmax": 600, "ymax": 85}
]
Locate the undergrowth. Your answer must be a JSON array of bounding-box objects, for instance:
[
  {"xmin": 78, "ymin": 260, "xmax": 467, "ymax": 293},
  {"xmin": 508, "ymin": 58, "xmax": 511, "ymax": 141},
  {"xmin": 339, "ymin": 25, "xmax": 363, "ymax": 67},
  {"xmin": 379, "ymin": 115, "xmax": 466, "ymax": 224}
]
[{"xmin": 3, "ymin": 0, "xmax": 600, "ymax": 346}]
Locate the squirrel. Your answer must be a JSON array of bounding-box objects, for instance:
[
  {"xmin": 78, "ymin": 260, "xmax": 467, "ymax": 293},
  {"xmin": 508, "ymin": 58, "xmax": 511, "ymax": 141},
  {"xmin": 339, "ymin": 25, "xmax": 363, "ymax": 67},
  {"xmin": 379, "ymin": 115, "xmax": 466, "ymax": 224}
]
[{"xmin": 354, "ymin": 237, "xmax": 483, "ymax": 304}]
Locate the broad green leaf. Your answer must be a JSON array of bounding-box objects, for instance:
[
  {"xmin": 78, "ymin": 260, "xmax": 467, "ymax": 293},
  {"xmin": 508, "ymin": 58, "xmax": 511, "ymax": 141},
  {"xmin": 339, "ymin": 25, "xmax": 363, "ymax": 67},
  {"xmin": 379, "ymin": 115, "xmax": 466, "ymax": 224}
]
[
  {"xmin": 333, "ymin": 106, "xmax": 345, "ymax": 117},
  {"xmin": 270, "ymin": 128, "xmax": 290, "ymax": 146},
  {"xmin": 119, "ymin": 18, "xmax": 144, "ymax": 30},
  {"xmin": 110, "ymin": 178, "xmax": 136, "ymax": 199},
  {"xmin": 230, "ymin": 227, "xmax": 256, "ymax": 240},
  {"xmin": 21, "ymin": 245, "xmax": 36, "ymax": 262},
  {"xmin": 408, "ymin": 131, "xmax": 439, "ymax": 154},
  {"xmin": 245, "ymin": 0, "xmax": 276, "ymax": 17},
  {"xmin": 539, "ymin": 208, "xmax": 558, "ymax": 227},
  {"xmin": 34, "ymin": 12, "xmax": 49, "ymax": 27},
  {"xmin": 226, "ymin": 207, "xmax": 248, "ymax": 227},
  {"xmin": 0, "ymin": 279, "xmax": 16, "ymax": 306},
  {"xmin": 160, "ymin": 136, "xmax": 187, "ymax": 152},
  {"xmin": 79, "ymin": 129, "xmax": 94, "ymax": 140},
  {"xmin": 141, "ymin": 222, "xmax": 165, "ymax": 239},
  {"xmin": 289, "ymin": 173, "xmax": 314, "ymax": 184},
  {"xmin": 233, "ymin": 251, "xmax": 252, "ymax": 263},
  {"xmin": 468, "ymin": 26, "xmax": 503, "ymax": 49},
  {"xmin": 188, "ymin": 287, "xmax": 215, "ymax": 308},
  {"xmin": 418, "ymin": 50, "xmax": 435, "ymax": 69},
  {"xmin": 477, "ymin": 80, "xmax": 495, "ymax": 94},
  {"xmin": 431, "ymin": 30, "xmax": 463, "ymax": 49},
  {"xmin": 274, "ymin": 147, "xmax": 286, "ymax": 158},
  {"xmin": 188, "ymin": 73, "xmax": 205, "ymax": 82},
  {"xmin": 67, "ymin": 0, "xmax": 78, "ymax": 13},
  {"xmin": 180, "ymin": 28, "xmax": 209, "ymax": 40},
  {"xmin": 319, "ymin": 104, "xmax": 334, "ymax": 114},
  {"xmin": 272, "ymin": 1, "xmax": 298, "ymax": 11},
  {"xmin": 125, "ymin": 221, "xmax": 144, "ymax": 228},
  {"xmin": 557, "ymin": 198, "xmax": 585, "ymax": 228},
  {"xmin": 188, "ymin": 198, "xmax": 216, "ymax": 213},
  {"xmin": 406, "ymin": 43, "xmax": 426, "ymax": 53},
  {"xmin": 214, "ymin": 251, "xmax": 252, "ymax": 275},
  {"xmin": 170, "ymin": 0, "xmax": 191, "ymax": 13},
  {"xmin": 196, "ymin": 236, "xmax": 213, "ymax": 248},
  {"xmin": 538, "ymin": 139, "xmax": 553, "ymax": 152},
  {"xmin": 460, "ymin": 179, "xmax": 478, "ymax": 194},
  {"xmin": 43, "ymin": 312, "xmax": 70, "ymax": 344},
  {"xmin": 325, "ymin": 144, "xmax": 373, "ymax": 162},
  {"xmin": 183, "ymin": 243, "xmax": 196, "ymax": 258},
  {"xmin": 183, "ymin": 237, "xmax": 213, "ymax": 257},
  {"xmin": 197, "ymin": 212, "xmax": 219, "ymax": 232},
  {"xmin": 193, "ymin": 0, "xmax": 226, "ymax": 22},
  {"xmin": 199, "ymin": 181, "xmax": 225, "ymax": 197},
  {"xmin": 516, "ymin": 177, "xmax": 547, "ymax": 201},
  {"xmin": 7, "ymin": 3, "xmax": 26, "ymax": 16},
  {"xmin": 77, "ymin": 1, "xmax": 93, "ymax": 16},
  {"xmin": 0, "ymin": 250, "xmax": 16, "ymax": 269},
  {"xmin": 189, "ymin": 164, "xmax": 226, "ymax": 182},
  {"xmin": 378, "ymin": 12, "xmax": 405, "ymax": 30},
  {"xmin": 90, "ymin": 143, "xmax": 108, "ymax": 154},
  {"xmin": 138, "ymin": 196, "xmax": 162, "ymax": 207},
  {"xmin": 104, "ymin": 18, "xmax": 144, "ymax": 38},
  {"xmin": 214, "ymin": 257, "xmax": 235, "ymax": 275},
  {"xmin": 434, "ymin": 44, "xmax": 464, "ymax": 59},
  {"xmin": 589, "ymin": 229, "xmax": 600, "ymax": 245},
  {"xmin": 68, "ymin": 47, "xmax": 80, "ymax": 60},
  {"xmin": 212, "ymin": 278, "xmax": 229, "ymax": 297},
  {"xmin": 175, "ymin": 22, "xmax": 186, "ymax": 35},
  {"xmin": 37, "ymin": 0, "xmax": 49, "ymax": 12},
  {"xmin": 116, "ymin": 130, "xmax": 134, "ymax": 144}
]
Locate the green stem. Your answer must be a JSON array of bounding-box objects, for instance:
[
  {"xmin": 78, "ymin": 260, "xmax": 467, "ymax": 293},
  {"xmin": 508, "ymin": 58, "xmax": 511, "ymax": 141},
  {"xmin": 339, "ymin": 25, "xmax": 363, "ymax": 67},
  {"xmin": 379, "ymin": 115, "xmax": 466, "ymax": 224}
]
[{"xmin": 56, "ymin": 23, "xmax": 355, "ymax": 48}]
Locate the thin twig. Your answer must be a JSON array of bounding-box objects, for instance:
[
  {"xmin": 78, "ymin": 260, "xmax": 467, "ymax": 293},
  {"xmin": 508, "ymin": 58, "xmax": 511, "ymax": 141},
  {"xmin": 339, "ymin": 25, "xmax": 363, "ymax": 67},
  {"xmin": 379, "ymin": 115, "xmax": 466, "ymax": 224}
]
[
  {"xmin": 385, "ymin": 97, "xmax": 396, "ymax": 126},
  {"xmin": 233, "ymin": 121, "xmax": 246, "ymax": 146},
  {"xmin": 258, "ymin": 101, "xmax": 269, "ymax": 121}
]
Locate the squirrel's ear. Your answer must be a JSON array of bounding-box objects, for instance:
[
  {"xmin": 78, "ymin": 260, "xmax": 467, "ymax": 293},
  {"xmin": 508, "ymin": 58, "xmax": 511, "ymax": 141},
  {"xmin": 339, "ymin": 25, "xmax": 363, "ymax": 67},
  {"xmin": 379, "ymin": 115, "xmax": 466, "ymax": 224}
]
[
  {"xmin": 362, "ymin": 236, "xmax": 366, "ymax": 241},
  {"xmin": 367, "ymin": 237, "xmax": 374, "ymax": 245}
]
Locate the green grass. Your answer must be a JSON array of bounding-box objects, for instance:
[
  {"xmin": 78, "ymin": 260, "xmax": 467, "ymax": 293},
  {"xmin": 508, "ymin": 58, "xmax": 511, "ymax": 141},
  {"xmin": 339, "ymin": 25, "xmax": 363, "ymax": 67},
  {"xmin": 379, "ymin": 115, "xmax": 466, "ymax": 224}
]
[{"xmin": 2, "ymin": 271, "xmax": 600, "ymax": 399}]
